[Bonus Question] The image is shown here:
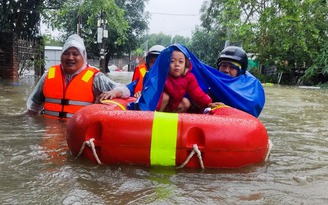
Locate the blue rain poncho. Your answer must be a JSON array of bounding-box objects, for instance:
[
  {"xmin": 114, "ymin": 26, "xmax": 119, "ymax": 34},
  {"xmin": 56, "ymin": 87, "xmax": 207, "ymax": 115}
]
[{"xmin": 131, "ymin": 44, "xmax": 265, "ymax": 117}]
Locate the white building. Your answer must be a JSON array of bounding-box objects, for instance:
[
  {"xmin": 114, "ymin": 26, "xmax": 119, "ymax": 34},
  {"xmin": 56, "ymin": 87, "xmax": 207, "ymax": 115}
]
[{"xmin": 44, "ymin": 46, "xmax": 62, "ymax": 70}]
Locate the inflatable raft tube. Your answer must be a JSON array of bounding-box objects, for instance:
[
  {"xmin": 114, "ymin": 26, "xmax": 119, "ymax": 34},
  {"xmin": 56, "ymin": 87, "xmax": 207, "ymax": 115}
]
[{"xmin": 67, "ymin": 99, "xmax": 270, "ymax": 169}]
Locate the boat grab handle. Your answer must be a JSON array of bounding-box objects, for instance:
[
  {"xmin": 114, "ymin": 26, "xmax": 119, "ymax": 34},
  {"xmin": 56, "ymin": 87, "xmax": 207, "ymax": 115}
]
[
  {"xmin": 176, "ymin": 144, "xmax": 204, "ymax": 169},
  {"xmin": 76, "ymin": 138, "xmax": 102, "ymax": 164}
]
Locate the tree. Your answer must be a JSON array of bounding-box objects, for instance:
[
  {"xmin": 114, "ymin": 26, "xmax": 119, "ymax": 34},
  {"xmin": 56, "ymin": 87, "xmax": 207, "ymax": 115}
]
[
  {"xmin": 189, "ymin": 27, "xmax": 225, "ymax": 67},
  {"xmin": 134, "ymin": 33, "xmax": 191, "ymax": 55},
  {"xmin": 43, "ymin": 0, "xmax": 149, "ymax": 72},
  {"xmin": 148, "ymin": 33, "xmax": 172, "ymax": 47},
  {"xmin": 302, "ymin": 41, "xmax": 328, "ymax": 84},
  {"xmin": 0, "ymin": 0, "xmax": 43, "ymax": 38},
  {"xmin": 171, "ymin": 35, "xmax": 190, "ymax": 46},
  {"xmin": 197, "ymin": 0, "xmax": 328, "ymax": 84}
]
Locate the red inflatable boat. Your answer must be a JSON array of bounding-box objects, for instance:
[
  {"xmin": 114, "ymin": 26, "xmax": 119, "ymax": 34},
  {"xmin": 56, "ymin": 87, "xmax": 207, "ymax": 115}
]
[{"xmin": 66, "ymin": 99, "xmax": 270, "ymax": 169}]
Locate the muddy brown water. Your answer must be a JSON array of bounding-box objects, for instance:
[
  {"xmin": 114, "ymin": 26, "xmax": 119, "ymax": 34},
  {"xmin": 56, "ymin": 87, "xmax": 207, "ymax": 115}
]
[{"xmin": 0, "ymin": 73, "xmax": 327, "ymax": 204}]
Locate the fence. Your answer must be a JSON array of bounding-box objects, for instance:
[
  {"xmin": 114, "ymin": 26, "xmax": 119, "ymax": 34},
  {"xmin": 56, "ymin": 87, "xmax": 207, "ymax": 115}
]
[{"xmin": 0, "ymin": 31, "xmax": 44, "ymax": 80}]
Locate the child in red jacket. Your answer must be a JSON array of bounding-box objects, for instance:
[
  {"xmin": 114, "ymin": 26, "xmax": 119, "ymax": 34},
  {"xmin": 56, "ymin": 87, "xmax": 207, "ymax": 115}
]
[{"xmin": 157, "ymin": 48, "xmax": 212, "ymax": 113}]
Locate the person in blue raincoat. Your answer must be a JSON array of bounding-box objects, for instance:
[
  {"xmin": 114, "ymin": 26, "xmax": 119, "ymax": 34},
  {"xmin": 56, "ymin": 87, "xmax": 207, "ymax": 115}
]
[
  {"xmin": 134, "ymin": 44, "xmax": 265, "ymax": 117},
  {"xmin": 216, "ymin": 46, "xmax": 247, "ymax": 78},
  {"xmin": 205, "ymin": 46, "xmax": 265, "ymax": 117}
]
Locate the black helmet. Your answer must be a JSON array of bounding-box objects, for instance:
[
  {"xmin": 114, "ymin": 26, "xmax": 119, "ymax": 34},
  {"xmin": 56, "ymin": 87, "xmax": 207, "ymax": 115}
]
[{"xmin": 217, "ymin": 46, "xmax": 248, "ymax": 74}]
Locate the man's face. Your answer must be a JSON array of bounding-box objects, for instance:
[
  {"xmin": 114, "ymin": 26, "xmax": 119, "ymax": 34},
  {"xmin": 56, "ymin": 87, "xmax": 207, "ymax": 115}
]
[
  {"xmin": 148, "ymin": 56, "xmax": 158, "ymax": 69},
  {"xmin": 218, "ymin": 61, "xmax": 239, "ymax": 77},
  {"xmin": 61, "ymin": 47, "xmax": 84, "ymax": 74}
]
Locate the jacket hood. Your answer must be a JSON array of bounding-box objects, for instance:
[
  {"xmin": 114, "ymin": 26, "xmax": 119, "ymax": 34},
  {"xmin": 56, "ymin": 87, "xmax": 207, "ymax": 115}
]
[{"xmin": 61, "ymin": 34, "xmax": 87, "ymax": 71}]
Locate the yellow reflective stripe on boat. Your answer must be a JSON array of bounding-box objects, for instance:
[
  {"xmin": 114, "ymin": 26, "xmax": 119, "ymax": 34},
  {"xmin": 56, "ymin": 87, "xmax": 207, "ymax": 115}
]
[
  {"xmin": 100, "ymin": 100, "xmax": 126, "ymax": 110},
  {"xmin": 82, "ymin": 70, "xmax": 94, "ymax": 82},
  {"xmin": 48, "ymin": 67, "xmax": 56, "ymax": 79},
  {"xmin": 150, "ymin": 112, "xmax": 178, "ymax": 166}
]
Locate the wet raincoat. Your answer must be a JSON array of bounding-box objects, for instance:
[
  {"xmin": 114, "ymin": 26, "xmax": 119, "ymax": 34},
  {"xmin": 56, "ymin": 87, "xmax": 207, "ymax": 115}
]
[
  {"xmin": 134, "ymin": 44, "xmax": 265, "ymax": 117},
  {"xmin": 159, "ymin": 68, "xmax": 212, "ymax": 111}
]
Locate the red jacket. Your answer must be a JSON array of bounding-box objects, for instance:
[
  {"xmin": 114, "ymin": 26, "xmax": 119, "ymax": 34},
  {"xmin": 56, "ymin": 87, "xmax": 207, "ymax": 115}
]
[{"xmin": 163, "ymin": 70, "xmax": 212, "ymax": 111}]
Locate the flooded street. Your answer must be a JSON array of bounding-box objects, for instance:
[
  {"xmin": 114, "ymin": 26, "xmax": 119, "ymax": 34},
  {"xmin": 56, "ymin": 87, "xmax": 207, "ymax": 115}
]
[{"xmin": 0, "ymin": 73, "xmax": 327, "ymax": 204}]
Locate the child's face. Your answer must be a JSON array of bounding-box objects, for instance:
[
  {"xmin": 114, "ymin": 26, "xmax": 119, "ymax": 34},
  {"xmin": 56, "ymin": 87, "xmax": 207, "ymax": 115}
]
[{"xmin": 169, "ymin": 51, "xmax": 186, "ymax": 77}]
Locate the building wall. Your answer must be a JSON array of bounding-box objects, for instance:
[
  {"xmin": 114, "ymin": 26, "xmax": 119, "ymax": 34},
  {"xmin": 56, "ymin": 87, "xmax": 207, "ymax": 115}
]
[
  {"xmin": 0, "ymin": 31, "xmax": 43, "ymax": 80},
  {"xmin": 0, "ymin": 31, "xmax": 19, "ymax": 81},
  {"xmin": 44, "ymin": 46, "xmax": 62, "ymax": 70}
]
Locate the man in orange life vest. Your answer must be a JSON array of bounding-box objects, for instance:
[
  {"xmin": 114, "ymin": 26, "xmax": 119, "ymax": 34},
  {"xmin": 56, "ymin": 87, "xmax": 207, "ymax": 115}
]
[
  {"xmin": 130, "ymin": 45, "xmax": 165, "ymax": 97},
  {"xmin": 26, "ymin": 34, "xmax": 130, "ymax": 118}
]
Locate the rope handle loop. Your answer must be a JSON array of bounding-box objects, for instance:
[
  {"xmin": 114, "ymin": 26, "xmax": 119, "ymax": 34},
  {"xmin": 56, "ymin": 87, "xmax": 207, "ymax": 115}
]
[
  {"xmin": 76, "ymin": 138, "xmax": 102, "ymax": 164},
  {"xmin": 176, "ymin": 144, "xmax": 204, "ymax": 169},
  {"xmin": 265, "ymin": 139, "xmax": 273, "ymax": 161}
]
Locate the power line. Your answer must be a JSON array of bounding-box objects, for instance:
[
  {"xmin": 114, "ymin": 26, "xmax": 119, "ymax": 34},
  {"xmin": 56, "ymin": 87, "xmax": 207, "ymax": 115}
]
[{"xmin": 149, "ymin": 12, "xmax": 200, "ymax": 17}]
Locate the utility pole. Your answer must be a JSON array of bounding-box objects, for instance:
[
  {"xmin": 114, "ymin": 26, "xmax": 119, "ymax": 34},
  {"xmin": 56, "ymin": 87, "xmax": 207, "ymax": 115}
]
[
  {"xmin": 224, "ymin": 22, "xmax": 232, "ymax": 48},
  {"xmin": 77, "ymin": 16, "xmax": 82, "ymax": 36},
  {"xmin": 97, "ymin": 11, "xmax": 108, "ymax": 73},
  {"xmin": 77, "ymin": 0, "xmax": 84, "ymax": 36}
]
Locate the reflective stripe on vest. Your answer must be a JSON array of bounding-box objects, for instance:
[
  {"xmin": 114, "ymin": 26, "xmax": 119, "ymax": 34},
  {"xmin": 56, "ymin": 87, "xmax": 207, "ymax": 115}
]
[
  {"xmin": 43, "ymin": 110, "xmax": 74, "ymax": 118},
  {"xmin": 150, "ymin": 112, "xmax": 179, "ymax": 166},
  {"xmin": 48, "ymin": 67, "xmax": 56, "ymax": 79},
  {"xmin": 139, "ymin": 67, "xmax": 147, "ymax": 77},
  {"xmin": 43, "ymin": 65, "xmax": 98, "ymax": 118},
  {"xmin": 45, "ymin": 98, "xmax": 93, "ymax": 106},
  {"xmin": 82, "ymin": 70, "xmax": 94, "ymax": 82},
  {"xmin": 134, "ymin": 64, "xmax": 148, "ymax": 93}
]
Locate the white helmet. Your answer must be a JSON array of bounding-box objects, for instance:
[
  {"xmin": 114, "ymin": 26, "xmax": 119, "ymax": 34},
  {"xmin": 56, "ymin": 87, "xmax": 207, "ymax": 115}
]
[
  {"xmin": 146, "ymin": 45, "xmax": 165, "ymax": 69},
  {"xmin": 148, "ymin": 45, "xmax": 165, "ymax": 56}
]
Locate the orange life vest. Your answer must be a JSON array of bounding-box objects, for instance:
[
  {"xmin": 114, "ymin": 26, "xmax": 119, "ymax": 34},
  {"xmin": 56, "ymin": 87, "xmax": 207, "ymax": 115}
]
[
  {"xmin": 132, "ymin": 63, "xmax": 147, "ymax": 93},
  {"xmin": 43, "ymin": 65, "xmax": 99, "ymax": 118}
]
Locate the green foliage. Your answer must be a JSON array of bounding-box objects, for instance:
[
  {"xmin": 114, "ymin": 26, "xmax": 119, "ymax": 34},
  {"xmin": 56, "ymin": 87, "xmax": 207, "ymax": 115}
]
[
  {"xmin": 42, "ymin": 0, "xmax": 149, "ymax": 70},
  {"xmin": 134, "ymin": 33, "xmax": 191, "ymax": 56},
  {"xmin": 318, "ymin": 82, "xmax": 328, "ymax": 89},
  {"xmin": 0, "ymin": 0, "xmax": 43, "ymax": 38},
  {"xmin": 4, "ymin": 0, "xmax": 325, "ymax": 85},
  {"xmin": 19, "ymin": 58, "xmax": 35, "ymax": 76},
  {"xmin": 42, "ymin": 34, "xmax": 63, "ymax": 46},
  {"xmin": 188, "ymin": 27, "xmax": 225, "ymax": 67},
  {"xmin": 45, "ymin": 0, "xmax": 128, "ymax": 41},
  {"xmin": 249, "ymin": 68, "xmax": 277, "ymax": 84},
  {"xmin": 196, "ymin": 0, "xmax": 328, "ymax": 84},
  {"xmin": 302, "ymin": 41, "xmax": 328, "ymax": 84},
  {"xmin": 134, "ymin": 48, "xmax": 144, "ymax": 57},
  {"xmin": 171, "ymin": 35, "xmax": 190, "ymax": 46},
  {"xmin": 18, "ymin": 37, "xmax": 46, "ymax": 76},
  {"xmin": 148, "ymin": 33, "xmax": 172, "ymax": 47}
]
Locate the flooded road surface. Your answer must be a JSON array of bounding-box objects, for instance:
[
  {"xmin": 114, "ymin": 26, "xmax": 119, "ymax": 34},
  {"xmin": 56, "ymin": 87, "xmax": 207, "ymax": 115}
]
[{"xmin": 0, "ymin": 74, "xmax": 327, "ymax": 204}]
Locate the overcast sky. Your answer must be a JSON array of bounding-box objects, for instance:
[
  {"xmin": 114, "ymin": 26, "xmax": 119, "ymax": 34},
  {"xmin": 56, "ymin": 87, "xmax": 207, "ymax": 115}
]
[
  {"xmin": 145, "ymin": 0, "xmax": 206, "ymax": 37},
  {"xmin": 41, "ymin": 0, "xmax": 205, "ymax": 38}
]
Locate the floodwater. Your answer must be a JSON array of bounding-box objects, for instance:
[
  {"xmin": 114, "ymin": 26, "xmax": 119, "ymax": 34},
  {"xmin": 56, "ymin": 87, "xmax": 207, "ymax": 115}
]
[{"xmin": 1, "ymin": 72, "xmax": 327, "ymax": 204}]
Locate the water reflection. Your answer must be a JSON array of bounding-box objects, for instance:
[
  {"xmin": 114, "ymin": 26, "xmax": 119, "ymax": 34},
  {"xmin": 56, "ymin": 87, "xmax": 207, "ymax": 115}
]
[{"xmin": 0, "ymin": 76, "xmax": 328, "ymax": 204}]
